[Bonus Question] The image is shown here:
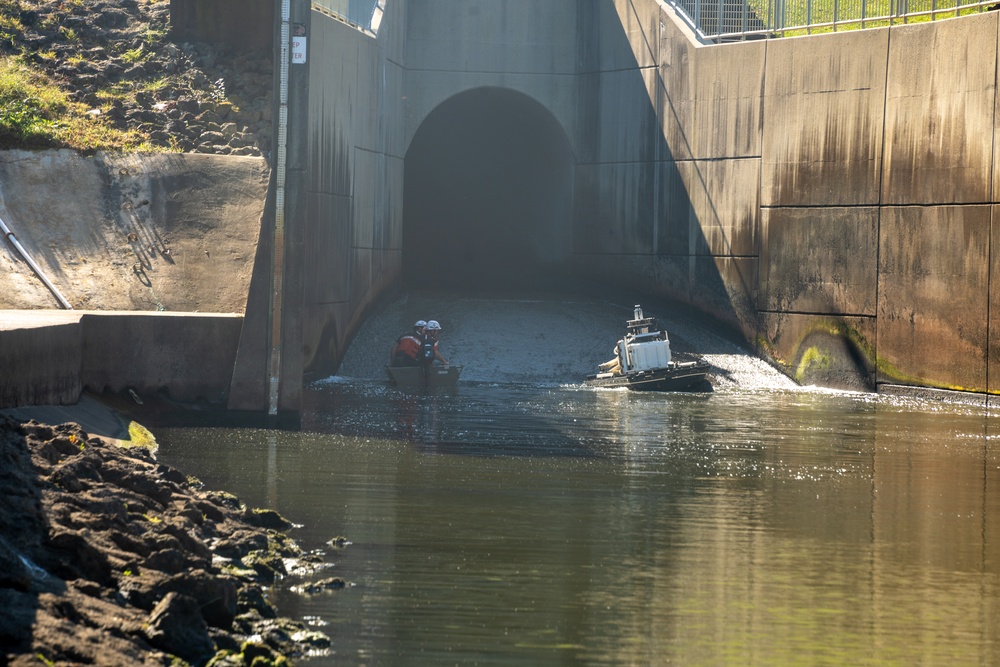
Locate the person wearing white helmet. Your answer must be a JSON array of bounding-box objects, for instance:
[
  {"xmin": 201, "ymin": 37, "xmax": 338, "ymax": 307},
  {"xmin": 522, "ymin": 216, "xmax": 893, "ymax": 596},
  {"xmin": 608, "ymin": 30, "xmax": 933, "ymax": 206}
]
[
  {"xmin": 390, "ymin": 320, "xmax": 427, "ymax": 367},
  {"xmin": 420, "ymin": 320, "xmax": 450, "ymax": 366}
]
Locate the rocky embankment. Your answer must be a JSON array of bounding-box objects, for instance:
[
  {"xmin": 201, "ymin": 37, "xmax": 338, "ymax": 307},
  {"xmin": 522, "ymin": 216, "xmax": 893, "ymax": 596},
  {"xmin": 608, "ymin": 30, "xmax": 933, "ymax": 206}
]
[
  {"xmin": 0, "ymin": 416, "xmax": 336, "ymax": 666},
  {"xmin": 2, "ymin": 0, "xmax": 272, "ymax": 155}
]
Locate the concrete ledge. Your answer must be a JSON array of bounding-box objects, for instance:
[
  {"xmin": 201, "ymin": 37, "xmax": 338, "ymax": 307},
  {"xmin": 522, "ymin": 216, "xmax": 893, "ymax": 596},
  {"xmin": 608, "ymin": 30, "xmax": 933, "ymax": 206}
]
[{"xmin": 0, "ymin": 311, "xmax": 242, "ymax": 408}]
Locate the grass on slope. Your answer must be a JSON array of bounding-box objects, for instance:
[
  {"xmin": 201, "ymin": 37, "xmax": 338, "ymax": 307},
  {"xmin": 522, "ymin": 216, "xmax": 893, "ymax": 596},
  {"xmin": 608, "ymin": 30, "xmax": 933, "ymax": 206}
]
[{"xmin": 0, "ymin": 56, "xmax": 154, "ymax": 152}]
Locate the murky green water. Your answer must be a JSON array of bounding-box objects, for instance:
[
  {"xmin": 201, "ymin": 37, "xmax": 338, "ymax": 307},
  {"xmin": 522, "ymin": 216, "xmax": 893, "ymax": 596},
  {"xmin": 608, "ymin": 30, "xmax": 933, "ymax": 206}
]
[{"xmin": 156, "ymin": 380, "xmax": 1000, "ymax": 666}]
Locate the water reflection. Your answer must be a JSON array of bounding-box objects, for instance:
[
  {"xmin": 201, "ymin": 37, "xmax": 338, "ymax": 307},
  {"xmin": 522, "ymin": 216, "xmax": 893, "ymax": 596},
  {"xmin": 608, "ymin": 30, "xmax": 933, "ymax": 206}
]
[{"xmin": 155, "ymin": 381, "xmax": 1000, "ymax": 666}]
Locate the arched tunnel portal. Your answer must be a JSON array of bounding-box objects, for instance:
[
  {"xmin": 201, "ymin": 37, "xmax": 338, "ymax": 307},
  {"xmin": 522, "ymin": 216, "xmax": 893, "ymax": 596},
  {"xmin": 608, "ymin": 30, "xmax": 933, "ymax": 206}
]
[{"xmin": 403, "ymin": 87, "xmax": 575, "ymax": 291}]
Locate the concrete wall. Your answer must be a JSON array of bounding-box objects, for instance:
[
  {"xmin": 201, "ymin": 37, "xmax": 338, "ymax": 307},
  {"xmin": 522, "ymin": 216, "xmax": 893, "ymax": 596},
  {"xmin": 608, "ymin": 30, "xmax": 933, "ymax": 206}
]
[
  {"xmin": 402, "ymin": 0, "xmax": 581, "ymax": 155},
  {"xmin": 575, "ymin": 1, "xmax": 765, "ymax": 337},
  {"xmin": 756, "ymin": 13, "xmax": 998, "ymax": 392},
  {"xmin": 0, "ymin": 312, "xmax": 242, "ymax": 408},
  {"xmin": 169, "ymin": 0, "xmax": 274, "ymax": 49},
  {"xmin": 299, "ymin": 0, "xmax": 581, "ymax": 377},
  {"xmin": 298, "ymin": 0, "xmax": 407, "ymax": 377},
  {"xmin": 5, "ymin": 1, "xmax": 991, "ymax": 407},
  {"xmin": 290, "ymin": 0, "xmax": 1000, "ymax": 399},
  {"xmin": 0, "ymin": 313, "xmax": 82, "ymax": 408},
  {"xmin": 578, "ymin": 2, "xmax": 999, "ymax": 395},
  {"xmin": 0, "ymin": 151, "xmax": 267, "ymax": 314}
]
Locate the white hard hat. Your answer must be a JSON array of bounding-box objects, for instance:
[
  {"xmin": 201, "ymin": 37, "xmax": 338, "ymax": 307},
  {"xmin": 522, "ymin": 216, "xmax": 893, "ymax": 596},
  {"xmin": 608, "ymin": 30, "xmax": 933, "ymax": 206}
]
[
  {"xmin": 414, "ymin": 320, "xmax": 427, "ymax": 328},
  {"xmin": 426, "ymin": 320, "xmax": 441, "ymax": 330}
]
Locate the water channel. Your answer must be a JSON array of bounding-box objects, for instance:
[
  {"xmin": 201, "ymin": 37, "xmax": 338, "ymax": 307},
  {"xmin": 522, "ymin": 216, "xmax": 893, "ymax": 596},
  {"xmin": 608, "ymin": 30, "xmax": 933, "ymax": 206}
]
[{"xmin": 155, "ymin": 294, "xmax": 1000, "ymax": 665}]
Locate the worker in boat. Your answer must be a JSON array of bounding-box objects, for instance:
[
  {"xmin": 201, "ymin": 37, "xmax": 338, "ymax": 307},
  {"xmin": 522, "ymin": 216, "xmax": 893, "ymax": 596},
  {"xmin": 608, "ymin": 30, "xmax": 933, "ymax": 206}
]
[
  {"xmin": 390, "ymin": 320, "xmax": 426, "ymax": 367},
  {"xmin": 421, "ymin": 320, "xmax": 450, "ymax": 366}
]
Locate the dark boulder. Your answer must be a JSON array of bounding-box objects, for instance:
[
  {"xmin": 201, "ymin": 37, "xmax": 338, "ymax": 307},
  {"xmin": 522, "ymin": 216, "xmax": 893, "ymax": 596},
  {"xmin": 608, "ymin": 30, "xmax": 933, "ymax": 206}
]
[{"xmin": 144, "ymin": 591, "xmax": 216, "ymax": 665}]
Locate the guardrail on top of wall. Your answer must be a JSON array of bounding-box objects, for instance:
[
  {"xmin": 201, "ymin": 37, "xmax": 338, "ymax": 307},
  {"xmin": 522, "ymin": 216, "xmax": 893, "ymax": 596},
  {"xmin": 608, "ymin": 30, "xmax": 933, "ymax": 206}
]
[
  {"xmin": 667, "ymin": 0, "xmax": 996, "ymax": 43},
  {"xmin": 311, "ymin": 0, "xmax": 383, "ymax": 34}
]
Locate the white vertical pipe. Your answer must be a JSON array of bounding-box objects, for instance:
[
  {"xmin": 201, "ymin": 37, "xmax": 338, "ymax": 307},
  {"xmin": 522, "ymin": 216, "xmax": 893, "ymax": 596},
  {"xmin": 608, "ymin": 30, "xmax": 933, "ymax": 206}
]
[{"xmin": 268, "ymin": 0, "xmax": 291, "ymax": 416}]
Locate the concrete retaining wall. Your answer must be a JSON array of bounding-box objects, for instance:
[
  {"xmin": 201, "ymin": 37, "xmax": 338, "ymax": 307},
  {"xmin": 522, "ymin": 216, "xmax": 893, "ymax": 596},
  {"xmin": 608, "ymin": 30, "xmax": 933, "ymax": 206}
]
[
  {"xmin": 0, "ymin": 313, "xmax": 83, "ymax": 408},
  {"xmin": 5, "ymin": 0, "xmax": 995, "ymax": 406},
  {"xmin": 80, "ymin": 313, "xmax": 244, "ymax": 402},
  {"xmin": 0, "ymin": 312, "xmax": 242, "ymax": 408},
  {"xmin": 169, "ymin": 0, "xmax": 274, "ymax": 49}
]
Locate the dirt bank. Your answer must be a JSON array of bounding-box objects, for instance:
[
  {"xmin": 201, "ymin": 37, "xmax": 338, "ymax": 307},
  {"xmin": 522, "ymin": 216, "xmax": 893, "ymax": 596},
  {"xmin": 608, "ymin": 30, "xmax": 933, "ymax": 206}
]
[{"xmin": 0, "ymin": 415, "xmax": 337, "ymax": 666}]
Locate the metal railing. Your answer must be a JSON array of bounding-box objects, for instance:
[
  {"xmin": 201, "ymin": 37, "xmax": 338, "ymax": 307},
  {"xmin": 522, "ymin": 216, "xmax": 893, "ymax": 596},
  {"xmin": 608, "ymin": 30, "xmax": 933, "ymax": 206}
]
[
  {"xmin": 311, "ymin": 0, "xmax": 381, "ymax": 32},
  {"xmin": 666, "ymin": 0, "xmax": 997, "ymax": 42}
]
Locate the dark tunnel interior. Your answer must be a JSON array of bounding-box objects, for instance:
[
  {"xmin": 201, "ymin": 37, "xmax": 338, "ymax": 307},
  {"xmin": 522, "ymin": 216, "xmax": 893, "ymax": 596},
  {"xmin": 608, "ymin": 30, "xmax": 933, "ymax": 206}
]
[{"xmin": 403, "ymin": 87, "xmax": 575, "ymax": 292}]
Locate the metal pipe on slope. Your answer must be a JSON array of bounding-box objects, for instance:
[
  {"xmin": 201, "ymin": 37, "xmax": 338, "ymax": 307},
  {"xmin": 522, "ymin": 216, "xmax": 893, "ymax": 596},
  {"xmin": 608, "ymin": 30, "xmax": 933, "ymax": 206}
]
[{"xmin": 0, "ymin": 214, "xmax": 73, "ymax": 310}]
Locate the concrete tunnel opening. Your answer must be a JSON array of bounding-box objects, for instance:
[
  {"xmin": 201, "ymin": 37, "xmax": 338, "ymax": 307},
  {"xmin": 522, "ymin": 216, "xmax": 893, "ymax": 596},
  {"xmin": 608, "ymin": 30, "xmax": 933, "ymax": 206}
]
[{"xmin": 403, "ymin": 87, "xmax": 575, "ymax": 292}]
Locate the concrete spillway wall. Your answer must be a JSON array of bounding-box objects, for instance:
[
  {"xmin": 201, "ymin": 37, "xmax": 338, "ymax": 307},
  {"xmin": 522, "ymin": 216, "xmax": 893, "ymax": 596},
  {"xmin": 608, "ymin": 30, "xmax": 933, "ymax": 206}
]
[
  {"xmin": 3, "ymin": 1, "xmax": 994, "ymax": 408},
  {"xmin": 245, "ymin": 0, "xmax": 1000, "ymax": 405},
  {"xmin": 635, "ymin": 6, "xmax": 999, "ymax": 394}
]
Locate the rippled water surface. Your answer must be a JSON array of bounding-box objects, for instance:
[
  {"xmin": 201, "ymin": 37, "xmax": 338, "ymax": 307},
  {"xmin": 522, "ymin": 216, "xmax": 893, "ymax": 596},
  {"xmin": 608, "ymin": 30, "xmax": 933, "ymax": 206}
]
[{"xmin": 156, "ymin": 379, "xmax": 1000, "ymax": 666}]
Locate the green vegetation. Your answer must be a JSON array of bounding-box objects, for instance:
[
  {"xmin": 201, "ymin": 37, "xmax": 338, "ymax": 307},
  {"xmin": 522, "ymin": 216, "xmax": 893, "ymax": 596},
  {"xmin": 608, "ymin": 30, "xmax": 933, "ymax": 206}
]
[
  {"xmin": 145, "ymin": 25, "xmax": 167, "ymax": 44},
  {"xmin": 0, "ymin": 12, "xmax": 22, "ymax": 48},
  {"xmin": 0, "ymin": 56, "xmax": 153, "ymax": 151},
  {"xmin": 122, "ymin": 46, "xmax": 145, "ymax": 63},
  {"xmin": 745, "ymin": 0, "xmax": 985, "ymax": 35}
]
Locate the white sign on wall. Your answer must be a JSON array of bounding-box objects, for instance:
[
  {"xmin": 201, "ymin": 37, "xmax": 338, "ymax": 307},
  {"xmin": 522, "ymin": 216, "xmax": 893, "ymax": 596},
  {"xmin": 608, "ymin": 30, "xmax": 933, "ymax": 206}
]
[{"xmin": 292, "ymin": 36, "xmax": 307, "ymax": 64}]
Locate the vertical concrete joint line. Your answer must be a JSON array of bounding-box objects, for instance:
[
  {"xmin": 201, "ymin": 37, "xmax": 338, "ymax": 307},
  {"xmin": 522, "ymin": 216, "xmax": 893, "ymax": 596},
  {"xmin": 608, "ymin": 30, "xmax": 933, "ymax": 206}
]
[
  {"xmin": 757, "ymin": 39, "xmax": 769, "ymax": 330},
  {"xmin": 987, "ymin": 15, "xmax": 1000, "ymax": 393},
  {"xmin": 874, "ymin": 27, "xmax": 893, "ymax": 378}
]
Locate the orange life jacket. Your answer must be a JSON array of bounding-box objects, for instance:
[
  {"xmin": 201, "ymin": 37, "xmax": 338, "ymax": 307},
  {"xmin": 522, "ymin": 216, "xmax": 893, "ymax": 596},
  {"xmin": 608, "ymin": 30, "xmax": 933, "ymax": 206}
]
[{"xmin": 394, "ymin": 334, "xmax": 422, "ymax": 359}]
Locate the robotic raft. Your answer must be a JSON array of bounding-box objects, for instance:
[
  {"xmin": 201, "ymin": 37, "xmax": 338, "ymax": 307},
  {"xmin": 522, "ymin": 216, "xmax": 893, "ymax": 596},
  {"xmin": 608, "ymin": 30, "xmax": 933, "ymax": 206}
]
[{"xmin": 584, "ymin": 305, "xmax": 710, "ymax": 392}]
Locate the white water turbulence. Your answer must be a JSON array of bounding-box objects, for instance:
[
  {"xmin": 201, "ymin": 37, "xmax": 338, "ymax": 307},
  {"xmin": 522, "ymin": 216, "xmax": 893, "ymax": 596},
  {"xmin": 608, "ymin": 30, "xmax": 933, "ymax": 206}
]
[{"xmin": 334, "ymin": 292, "xmax": 798, "ymax": 391}]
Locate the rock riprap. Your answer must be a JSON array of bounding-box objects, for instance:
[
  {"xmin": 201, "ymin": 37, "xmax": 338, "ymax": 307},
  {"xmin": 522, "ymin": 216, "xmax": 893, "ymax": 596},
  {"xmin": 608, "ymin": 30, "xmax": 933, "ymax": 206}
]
[
  {"xmin": 1, "ymin": 0, "xmax": 273, "ymax": 156},
  {"xmin": 0, "ymin": 416, "xmax": 330, "ymax": 667}
]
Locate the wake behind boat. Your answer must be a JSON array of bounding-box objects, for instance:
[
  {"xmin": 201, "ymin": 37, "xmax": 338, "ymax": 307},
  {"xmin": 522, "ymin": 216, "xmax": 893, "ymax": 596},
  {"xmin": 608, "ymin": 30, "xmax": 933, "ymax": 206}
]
[{"xmin": 584, "ymin": 305, "xmax": 710, "ymax": 392}]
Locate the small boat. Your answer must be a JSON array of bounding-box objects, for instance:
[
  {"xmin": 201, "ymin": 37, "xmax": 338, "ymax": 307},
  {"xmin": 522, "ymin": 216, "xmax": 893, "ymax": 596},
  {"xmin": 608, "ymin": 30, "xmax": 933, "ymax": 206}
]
[
  {"xmin": 387, "ymin": 364, "xmax": 463, "ymax": 388},
  {"xmin": 584, "ymin": 305, "xmax": 710, "ymax": 392}
]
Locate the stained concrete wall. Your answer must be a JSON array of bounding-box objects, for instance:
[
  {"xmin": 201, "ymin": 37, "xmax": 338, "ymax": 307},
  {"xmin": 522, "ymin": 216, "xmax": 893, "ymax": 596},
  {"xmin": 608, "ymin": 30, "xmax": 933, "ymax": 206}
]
[
  {"xmin": 299, "ymin": 0, "xmax": 407, "ymax": 377},
  {"xmin": 580, "ymin": 2, "xmax": 1000, "ymax": 395},
  {"xmin": 169, "ymin": 0, "xmax": 274, "ymax": 49},
  {"xmin": 7, "ymin": 1, "xmax": 992, "ymax": 407},
  {"xmin": 0, "ymin": 312, "xmax": 241, "ymax": 408},
  {"xmin": 0, "ymin": 313, "xmax": 82, "ymax": 408},
  {"xmin": 291, "ymin": 0, "xmax": 1000, "ymax": 400},
  {"xmin": 403, "ymin": 0, "xmax": 581, "ymax": 153},
  {"xmin": 753, "ymin": 12, "xmax": 999, "ymax": 393},
  {"xmin": 575, "ymin": 1, "xmax": 766, "ymax": 337}
]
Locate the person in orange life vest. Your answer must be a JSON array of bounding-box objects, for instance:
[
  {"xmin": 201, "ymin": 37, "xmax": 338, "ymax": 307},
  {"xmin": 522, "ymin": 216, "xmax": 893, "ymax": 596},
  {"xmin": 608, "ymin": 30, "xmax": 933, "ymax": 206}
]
[
  {"xmin": 391, "ymin": 320, "xmax": 426, "ymax": 367},
  {"xmin": 421, "ymin": 320, "xmax": 450, "ymax": 366}
]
